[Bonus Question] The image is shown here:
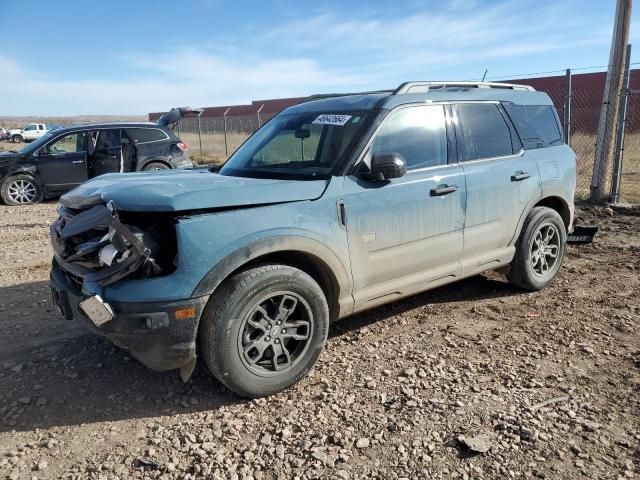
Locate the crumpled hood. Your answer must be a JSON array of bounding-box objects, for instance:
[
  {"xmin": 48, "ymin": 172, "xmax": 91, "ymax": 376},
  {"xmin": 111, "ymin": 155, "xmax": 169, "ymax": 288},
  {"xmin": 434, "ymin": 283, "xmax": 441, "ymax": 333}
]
[{"xmin": 60, "ymin": 169, "xmax": 328, "ymax": 212}]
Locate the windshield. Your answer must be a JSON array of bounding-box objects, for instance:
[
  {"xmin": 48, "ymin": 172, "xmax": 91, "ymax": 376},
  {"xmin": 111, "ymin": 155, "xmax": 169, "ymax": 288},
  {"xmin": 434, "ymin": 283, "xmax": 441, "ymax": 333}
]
[
  {"xmin": 19, "ymin": 131, "xmax": 56, "ymax": 155},
  {"xmin": 218, "ymin": 111, "xmax": 371, "ymax": 180}
]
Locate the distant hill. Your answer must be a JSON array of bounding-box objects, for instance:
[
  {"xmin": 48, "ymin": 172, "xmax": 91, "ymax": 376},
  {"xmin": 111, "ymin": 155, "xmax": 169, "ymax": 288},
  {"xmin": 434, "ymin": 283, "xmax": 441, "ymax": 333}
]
[{"xmin": 0, "ymin": 115, "xmax": 147, "ymax": 129}]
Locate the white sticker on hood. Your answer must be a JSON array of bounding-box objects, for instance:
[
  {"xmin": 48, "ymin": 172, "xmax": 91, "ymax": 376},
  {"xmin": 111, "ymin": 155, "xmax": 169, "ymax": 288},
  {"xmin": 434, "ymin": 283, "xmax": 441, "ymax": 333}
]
[{"xmin": 312, "ymin": 114, "xmax": 352, "ymax": 126}]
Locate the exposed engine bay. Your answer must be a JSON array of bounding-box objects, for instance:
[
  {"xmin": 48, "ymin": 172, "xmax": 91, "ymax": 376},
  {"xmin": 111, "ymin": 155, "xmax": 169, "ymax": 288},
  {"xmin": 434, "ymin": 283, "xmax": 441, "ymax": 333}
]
[{"xmin": 50, "ymin": 200, "xmax": 177, "ymax": 288}]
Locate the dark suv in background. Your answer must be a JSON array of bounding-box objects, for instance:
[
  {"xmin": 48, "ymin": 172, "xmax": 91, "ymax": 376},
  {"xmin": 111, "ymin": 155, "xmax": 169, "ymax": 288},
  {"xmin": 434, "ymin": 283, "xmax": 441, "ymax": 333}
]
[{"xmin": 0, "ymin": 108, "xmax": 194, "ymax": 205}]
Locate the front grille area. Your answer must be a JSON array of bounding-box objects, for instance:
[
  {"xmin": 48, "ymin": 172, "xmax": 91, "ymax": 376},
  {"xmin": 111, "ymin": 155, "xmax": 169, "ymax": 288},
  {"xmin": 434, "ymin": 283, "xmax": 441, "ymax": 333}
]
[{"xmin": 65, "ymin": 271, "xmax": 83, "ymax": 291}]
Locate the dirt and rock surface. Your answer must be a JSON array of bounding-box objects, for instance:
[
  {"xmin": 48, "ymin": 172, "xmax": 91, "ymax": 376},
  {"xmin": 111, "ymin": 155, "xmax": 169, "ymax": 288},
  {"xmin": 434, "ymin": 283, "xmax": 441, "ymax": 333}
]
[{"xmin": 0, "ymin": 202, "xmax": 638, "ymax": 480}]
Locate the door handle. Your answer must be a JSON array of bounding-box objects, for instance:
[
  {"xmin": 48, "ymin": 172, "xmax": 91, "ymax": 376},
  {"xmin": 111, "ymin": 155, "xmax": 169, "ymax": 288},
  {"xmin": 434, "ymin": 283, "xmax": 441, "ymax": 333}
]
[
  {"xmin": 72, "ymin": 160, "xmax": 85, "ymax": 164},
  {"xmin": 511, "ymin": 171, "xmax": 531, "ymax": 181},
  {"xmin": 430, "ymin": 184, "xmax": 458, "ymax": 196},
  {"xmin": 110, "ymin": 155, "xmax": 118, "ymax": 160}
]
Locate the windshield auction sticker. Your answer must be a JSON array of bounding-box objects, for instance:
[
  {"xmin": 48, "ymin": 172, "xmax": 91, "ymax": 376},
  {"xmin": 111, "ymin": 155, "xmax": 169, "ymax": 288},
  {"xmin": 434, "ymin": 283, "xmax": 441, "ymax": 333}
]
[{"xmin": 312, "ymin": 114, "xmax": 353, "ymax": 126}]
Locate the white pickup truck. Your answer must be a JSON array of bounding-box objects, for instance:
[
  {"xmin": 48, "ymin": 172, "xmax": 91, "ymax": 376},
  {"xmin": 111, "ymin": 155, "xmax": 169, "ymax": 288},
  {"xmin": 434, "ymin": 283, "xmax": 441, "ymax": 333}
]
[{"xmin": 8, "ymin": 123, "xmax": 48, "ymax": 143}]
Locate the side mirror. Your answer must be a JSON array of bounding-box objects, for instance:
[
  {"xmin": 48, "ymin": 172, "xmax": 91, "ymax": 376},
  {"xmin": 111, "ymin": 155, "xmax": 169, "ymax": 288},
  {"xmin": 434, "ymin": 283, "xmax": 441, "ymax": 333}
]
[{"xmin": 360, "ymin": 153, "xmax": 407, "ymax": 181}]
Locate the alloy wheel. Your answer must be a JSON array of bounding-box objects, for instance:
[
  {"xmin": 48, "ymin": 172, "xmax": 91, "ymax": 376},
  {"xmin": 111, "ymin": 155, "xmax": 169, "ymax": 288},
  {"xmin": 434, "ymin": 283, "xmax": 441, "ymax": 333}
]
[
  {"xmin": 530, "ymin": 223, "xmax": 560, "ymax": 276},
  {"xmin": 238, "ymin": 292, "xmax": 313, "ymax": 376},
  {"xmin": 7, "ymin": 179, "xmax": 37, "ymax": 204}
]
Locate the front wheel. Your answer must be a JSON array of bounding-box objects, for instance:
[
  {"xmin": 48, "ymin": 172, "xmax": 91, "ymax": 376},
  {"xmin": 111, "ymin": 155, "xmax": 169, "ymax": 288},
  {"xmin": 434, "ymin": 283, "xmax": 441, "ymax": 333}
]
[
  {"xmin": 11, "ymin": 134, "xmax": 23, "ymax": 143},
  {"xmin": 1, "ymin": 174, "xmax": 44, "ymax": 205},
  {"xmin": 508, "ymin": 206, "xmax": 567, "ymax": 291},
  {"xmin": 199, "ymin": 264, "xmax": 329, "ymax": 397}
]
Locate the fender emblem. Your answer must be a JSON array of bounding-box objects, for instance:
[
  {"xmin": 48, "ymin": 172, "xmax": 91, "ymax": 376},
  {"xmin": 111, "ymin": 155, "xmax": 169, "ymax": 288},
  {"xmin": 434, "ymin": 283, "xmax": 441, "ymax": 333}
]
[{"xmin": 362, "ymin": 232, "xmax": 376, "ymax": 246}]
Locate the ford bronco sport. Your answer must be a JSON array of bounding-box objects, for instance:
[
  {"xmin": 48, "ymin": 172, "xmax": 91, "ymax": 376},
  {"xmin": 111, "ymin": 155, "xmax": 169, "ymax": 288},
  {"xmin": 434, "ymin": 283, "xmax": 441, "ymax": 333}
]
[{"xmin": 49, "ymin": 82, "xmax": 576, "ymax": 397}]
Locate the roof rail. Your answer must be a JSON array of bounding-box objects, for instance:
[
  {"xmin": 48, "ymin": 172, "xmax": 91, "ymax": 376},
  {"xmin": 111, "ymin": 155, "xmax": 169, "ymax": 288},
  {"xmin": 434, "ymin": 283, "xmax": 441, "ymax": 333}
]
[
  {"xmin": 304, "ymin": 90, "xmax": 394, "ymax": 102},
  {"xmin": 394, "ymin": 81, "xmax": 535, "ymax": 94}
]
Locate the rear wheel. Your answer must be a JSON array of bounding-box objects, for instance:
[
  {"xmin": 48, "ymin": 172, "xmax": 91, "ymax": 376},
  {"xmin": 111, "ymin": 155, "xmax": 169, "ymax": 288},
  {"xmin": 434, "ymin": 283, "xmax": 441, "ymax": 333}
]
[
  {"xmin": 142, "ymin": 161, "xmax": 170, "ymax": 171},
  {"xmin": 1, "ymin": 174, "xmax": 43, "ymax": 205},
  {"xmin": 199, "ymin": 264, "xmax": 329, "ymax": 397},
  {"xmin": 508, "ymin": 207, "xmax": 566, "ymax": 291}
]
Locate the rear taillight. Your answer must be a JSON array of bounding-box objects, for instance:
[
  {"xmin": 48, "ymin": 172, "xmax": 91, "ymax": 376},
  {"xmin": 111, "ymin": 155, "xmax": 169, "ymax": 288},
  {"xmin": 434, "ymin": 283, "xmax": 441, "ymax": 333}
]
[{"xmin": 177, "ymin": 142, "xmax": 188, "ymax": 152}]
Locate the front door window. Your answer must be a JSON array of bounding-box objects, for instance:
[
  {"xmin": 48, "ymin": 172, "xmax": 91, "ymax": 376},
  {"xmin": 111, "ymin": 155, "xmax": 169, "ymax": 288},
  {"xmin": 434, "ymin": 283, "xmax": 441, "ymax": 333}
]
[{"xmin": 48, "ymin": 132, "xmax": 87, "ymax": 154}]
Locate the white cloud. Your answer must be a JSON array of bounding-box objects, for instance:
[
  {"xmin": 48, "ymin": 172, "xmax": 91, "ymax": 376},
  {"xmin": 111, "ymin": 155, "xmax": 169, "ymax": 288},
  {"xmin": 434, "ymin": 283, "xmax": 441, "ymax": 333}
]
[
  {"xmin": 0, "ymin": 51, "xmax": 365, "ymax": 115},
  {"xmin": 0, "ymin": 1, "xmax": 618, "ymax": 115}
]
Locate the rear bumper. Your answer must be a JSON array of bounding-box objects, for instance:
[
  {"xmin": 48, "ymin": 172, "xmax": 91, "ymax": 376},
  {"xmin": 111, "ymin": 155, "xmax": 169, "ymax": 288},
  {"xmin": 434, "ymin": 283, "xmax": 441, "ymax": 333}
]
[{"xmin": 50, "ymin": 264, "xmax": 209, "ymax": 371}]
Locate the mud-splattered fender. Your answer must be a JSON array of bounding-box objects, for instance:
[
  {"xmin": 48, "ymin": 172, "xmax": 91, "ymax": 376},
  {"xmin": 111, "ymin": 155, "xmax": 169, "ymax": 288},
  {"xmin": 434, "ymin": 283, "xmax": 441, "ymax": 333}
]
[
  {"xmin": 191, "ymin": 233, "xmax": 354, "ymax": 318},
  {"xmin": 509, "ymin": 188, "xmax": 575, "ymax": 245}
]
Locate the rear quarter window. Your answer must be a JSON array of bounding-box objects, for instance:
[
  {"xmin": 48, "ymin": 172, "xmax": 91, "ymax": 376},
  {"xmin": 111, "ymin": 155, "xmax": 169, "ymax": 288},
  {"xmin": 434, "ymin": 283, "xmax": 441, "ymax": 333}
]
[
  {"xmin": 124, "ymin": 128, "xmax": 168, "ymax": 144},
  {"xmin": 503, "ymin": 104, "xmax": 563, "ymax": 149}
]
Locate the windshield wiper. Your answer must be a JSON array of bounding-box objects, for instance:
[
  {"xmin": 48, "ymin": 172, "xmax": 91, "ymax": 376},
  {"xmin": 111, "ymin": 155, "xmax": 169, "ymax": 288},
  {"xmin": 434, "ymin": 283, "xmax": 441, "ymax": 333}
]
[{"xmin": 258, "ymin": 161, "xmax": 317, "ymax": 169}]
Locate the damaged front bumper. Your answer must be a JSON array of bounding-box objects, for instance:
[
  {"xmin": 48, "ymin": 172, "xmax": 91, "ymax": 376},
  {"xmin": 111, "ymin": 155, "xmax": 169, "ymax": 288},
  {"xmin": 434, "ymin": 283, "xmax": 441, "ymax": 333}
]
[
  {"xmin": 49, "ymin": 198, "xmax": 207, "ymax": 373},
  {"xmin": 50, "ymin": 263, "xmax": 209, "ymax": 371},
  {"xmin": 50, "ymin": 200, "xmax": 153, "ymax": 288}
]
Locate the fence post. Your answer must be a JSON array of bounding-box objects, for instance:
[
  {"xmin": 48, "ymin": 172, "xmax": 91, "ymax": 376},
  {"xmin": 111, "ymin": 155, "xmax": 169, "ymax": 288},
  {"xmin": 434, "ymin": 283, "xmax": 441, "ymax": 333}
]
[
  {"xmin": 197, "ymin": 112, "xmax": 203, "ymax": 156},
  {"xmin": 590, "ymin": 0, "xmax": 632, "ymax": 202},
  {"xmin": 611, "ymin": 43, "xmax": 632, "ymax": 203},
  {"xmin": 563, "ymin": 69, "xmax": 572, "ymax": 145},
  {"xmin": 257, "ymin": 104, "xmax": 264, "ymax": 129},
  {"xmin": 223, "ymin": 107, "xmax": 230, "ymax": 157}
]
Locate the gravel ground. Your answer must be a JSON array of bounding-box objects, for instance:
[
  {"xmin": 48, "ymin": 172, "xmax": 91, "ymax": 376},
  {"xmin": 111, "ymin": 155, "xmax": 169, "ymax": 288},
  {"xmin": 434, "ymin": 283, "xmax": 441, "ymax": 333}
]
[{"xmin": 0, "ymin": 202, "xmax": 638, "ymax": 480}]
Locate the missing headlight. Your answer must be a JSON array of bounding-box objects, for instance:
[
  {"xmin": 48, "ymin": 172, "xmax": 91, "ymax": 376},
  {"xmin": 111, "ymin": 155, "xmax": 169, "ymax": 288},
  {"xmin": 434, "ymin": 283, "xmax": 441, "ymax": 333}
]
[{"xmin": 51, "ymin": 202, "xmax": 178, "ymax": 286}]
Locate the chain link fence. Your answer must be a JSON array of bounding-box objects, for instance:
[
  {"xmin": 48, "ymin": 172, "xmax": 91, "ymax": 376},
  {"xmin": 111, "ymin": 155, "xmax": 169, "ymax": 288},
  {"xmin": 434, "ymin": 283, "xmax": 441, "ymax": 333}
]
[
  {"xmin": 171, "ymin": 73, "xmax": 640, "ymax": 203},
  {"xmin": 175, "ymin": 112, "xmax": 277, "ymax": 165},
  {"xmin": 620, "ymin": 91, "xmax": 640, "ymax": 203},
  {"xmin": 569, "ymin": 88, "xmax": 600, "ymax": 200}
]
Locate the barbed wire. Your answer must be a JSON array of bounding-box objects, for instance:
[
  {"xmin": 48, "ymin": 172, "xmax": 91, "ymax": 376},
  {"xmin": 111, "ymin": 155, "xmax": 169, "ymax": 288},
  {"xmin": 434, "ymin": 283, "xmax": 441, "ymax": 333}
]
[{"xmin": 471, "ymin": 62, "xmax": 640, "ymax": 82}]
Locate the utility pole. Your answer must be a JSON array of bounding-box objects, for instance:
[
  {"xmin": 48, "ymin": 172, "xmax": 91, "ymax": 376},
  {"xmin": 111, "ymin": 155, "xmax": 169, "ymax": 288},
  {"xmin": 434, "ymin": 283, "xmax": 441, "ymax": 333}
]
[
  {"xmin": 590, "ymin": 0, "xmax": 632, "ymax": 202},
  {"xmin": 610, "ymin": 43, "xmax": 632, "ymax": 203}
]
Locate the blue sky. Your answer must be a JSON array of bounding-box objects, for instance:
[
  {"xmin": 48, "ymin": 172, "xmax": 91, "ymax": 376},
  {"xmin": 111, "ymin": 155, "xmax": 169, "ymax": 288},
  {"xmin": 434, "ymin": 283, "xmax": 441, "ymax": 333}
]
[{"xmin": 0, "ymin": 0, "xmax": 638, "ymax": 115}]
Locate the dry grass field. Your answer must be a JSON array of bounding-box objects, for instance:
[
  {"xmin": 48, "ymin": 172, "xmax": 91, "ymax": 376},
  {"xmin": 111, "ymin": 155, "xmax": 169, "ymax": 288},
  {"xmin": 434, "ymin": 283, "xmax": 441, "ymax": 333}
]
[
  {"xmin": 570, "ymin": 132, "xmax": 640, "ymax": 203},
  {"xmin": 179, "ymin": 131, "xmax": 250, "ymax": 166}
]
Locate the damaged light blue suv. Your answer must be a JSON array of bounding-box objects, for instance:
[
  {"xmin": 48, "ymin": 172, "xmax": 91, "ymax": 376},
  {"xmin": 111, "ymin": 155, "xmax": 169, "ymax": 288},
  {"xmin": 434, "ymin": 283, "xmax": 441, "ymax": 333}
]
[{"xmin": 49, "ymin": 81, "xmax": 576, "ymax": 397}]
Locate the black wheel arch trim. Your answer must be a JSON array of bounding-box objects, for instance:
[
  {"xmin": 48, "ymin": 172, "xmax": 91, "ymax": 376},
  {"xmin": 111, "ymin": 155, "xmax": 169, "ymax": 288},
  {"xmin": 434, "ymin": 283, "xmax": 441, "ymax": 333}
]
[
  {"xmin": 510, "ymin": 188, "xmax": 574, "ymax": 246},
  {"xmin": 191, "ymin": 235, "xmax": 354, "ymax": 320},
  {"xmin": 1, "ymin": 169, "xmax": 41, "ymax": 187}
]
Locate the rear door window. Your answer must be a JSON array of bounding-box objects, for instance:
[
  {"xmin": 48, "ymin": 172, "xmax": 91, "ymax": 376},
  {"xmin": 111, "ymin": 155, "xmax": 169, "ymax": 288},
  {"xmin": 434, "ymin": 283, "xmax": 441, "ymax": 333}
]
[
  {"xmin": 125, "ymin": 128, "xmax": 168, "ymax": 144},
  {"xmin": 94, "ymin": 129, "xmax": 121, "ymax": 150},
  {"xmin": 454, "ymin": 103, "xmax": 514, "ymax": 161},
  {"xmin": 503, "ymin": 104, "xmax": 563, "ymax": 149},
  {"xmin": 371, "ymin": 105, "xmax": 447, "ymax": 169}
]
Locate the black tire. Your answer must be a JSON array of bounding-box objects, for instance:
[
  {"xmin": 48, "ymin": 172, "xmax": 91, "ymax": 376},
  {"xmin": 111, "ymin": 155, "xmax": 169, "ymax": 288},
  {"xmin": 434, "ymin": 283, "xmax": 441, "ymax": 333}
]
[
  {"xmin": 1, "ymin": 174, "xmax": 44, "ymax": 206},
  {"xmin": 11, "ymin": 134, "xmax": 23, "ymax": 143},
  {"xmin": 142, "ymin": 161, "xmax": 170, "ymax": 171},
  {"xmin": 508, "ymin": 206, "xmax": 567, "ymax": 291},
  {"xmin": 199, "ymin": 264, "xmax": 329, "ymax": 397}
]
